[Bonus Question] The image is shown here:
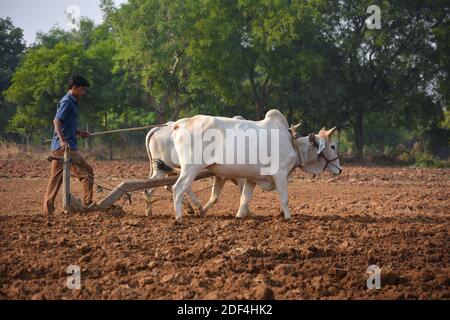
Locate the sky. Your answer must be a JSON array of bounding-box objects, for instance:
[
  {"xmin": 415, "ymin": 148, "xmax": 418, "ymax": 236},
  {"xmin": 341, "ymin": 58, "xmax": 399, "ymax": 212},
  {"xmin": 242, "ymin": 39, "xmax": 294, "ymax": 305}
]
[{"xmin": 1, "ymin": 0, "xmax": 128, "ymax": 46}]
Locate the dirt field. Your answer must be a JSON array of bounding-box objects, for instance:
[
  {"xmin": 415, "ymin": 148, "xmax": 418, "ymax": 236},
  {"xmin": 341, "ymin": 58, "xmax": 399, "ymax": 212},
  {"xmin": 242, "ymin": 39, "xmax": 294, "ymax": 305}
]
[{"xmin": 0, "ymin": 159, "xmax": 449, "ymax": 300}]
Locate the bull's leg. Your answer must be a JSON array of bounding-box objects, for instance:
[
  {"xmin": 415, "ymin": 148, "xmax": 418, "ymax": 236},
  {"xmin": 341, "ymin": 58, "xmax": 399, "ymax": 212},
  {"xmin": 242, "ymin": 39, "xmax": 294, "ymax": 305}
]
[
  {"xmin": 236, "ymin": 179, "xmax": 256, "ymax": 219},
  {"xmin": 142, "ymin": 189, "xmax": 155, "ymax": 216},
  {"xmin": 143, "ymin": 171, "xmax": 195, "ymax": 216},
  {"xmin": 273, "ymin": 173, "xmax": 292, "ymax": 220},
  {"xmin": 202, "ymin": 176, "xmax": 226, "ymax": 214},
  {"xmin": 237, "ymin": 178, "xmax": 245, "ymax": 195},
  {"xmin": 143, "ymin": 171, "xmax": 166, "ymax": 216},
  {"xmin": 172, "ymin": 165, "xmax": 205, "ymax": 221},
  {"xmin": 163, "ymin": 185, "xmax": 195, "ymax": 215},
  {"xmin": 185, "ymin": 187, "xmax": 204, "ymax": 217}
]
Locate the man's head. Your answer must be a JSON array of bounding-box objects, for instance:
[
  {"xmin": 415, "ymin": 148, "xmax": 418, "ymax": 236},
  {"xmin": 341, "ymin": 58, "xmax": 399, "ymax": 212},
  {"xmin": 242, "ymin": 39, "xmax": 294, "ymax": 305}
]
[{"xmin": 68, "ymin": 75, "xmax": 90, "ymax": 100}]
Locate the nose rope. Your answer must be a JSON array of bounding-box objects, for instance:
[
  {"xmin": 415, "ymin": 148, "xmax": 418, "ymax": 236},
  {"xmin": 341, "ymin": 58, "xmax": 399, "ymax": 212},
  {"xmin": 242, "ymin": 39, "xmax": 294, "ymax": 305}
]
[{"xmin": 320, "ymin": 154, "xmax": 340, "ymax": 171}]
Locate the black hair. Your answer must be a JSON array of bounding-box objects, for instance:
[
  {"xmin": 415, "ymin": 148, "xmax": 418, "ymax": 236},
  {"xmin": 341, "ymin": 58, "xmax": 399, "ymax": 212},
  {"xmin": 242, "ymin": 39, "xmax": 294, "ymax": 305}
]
[{"xmin": 68, "ymin": 75, "xmax": 90, "ymax": 89}]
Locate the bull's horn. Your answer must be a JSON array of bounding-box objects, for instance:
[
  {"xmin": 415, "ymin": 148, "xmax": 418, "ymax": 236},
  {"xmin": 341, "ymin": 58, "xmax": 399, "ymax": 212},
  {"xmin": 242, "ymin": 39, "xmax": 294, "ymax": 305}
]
[
  {"xmin": 320, "ymin": 127, "xmax": 326, "ymax": 132},
  {"xmin": 290, "ymin": 123, "xmax": 302, "ymax": 133},
  {"xmin": 326, "ymin": 126, "xmax": 337, "ymax": 137}
]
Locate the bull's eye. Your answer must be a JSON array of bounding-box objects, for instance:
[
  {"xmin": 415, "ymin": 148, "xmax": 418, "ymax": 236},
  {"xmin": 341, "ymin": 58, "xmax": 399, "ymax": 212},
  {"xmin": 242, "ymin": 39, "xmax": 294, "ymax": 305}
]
[{"xmin": 331, "ymin": 145, "xmax": 336, "ymax": 150}]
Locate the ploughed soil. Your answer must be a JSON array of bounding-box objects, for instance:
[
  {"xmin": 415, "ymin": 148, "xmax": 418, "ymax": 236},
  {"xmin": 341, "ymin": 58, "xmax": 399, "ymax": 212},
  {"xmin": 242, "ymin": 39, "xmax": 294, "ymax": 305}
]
[{"xmin": 0, "ymin": 159, "xmax": 448, "ymax": 299}]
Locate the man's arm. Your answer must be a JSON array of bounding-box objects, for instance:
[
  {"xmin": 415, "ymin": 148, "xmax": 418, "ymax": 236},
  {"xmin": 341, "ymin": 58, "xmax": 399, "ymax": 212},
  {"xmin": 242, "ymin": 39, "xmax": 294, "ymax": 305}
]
[{"xmin": 53, "ymin": 119, "xmax": 69, "ymax": 148}]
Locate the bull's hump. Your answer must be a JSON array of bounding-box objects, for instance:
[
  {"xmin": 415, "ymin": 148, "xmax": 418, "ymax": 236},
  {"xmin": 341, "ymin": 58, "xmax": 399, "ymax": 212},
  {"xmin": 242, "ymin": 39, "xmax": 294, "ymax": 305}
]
[
  {"xmin": 174, "ymin": 115, "xmax": 212, "ymax": 131},
  {"xmin": 264, "ymin": 109, "xmax": 289, "ymax": 128}
]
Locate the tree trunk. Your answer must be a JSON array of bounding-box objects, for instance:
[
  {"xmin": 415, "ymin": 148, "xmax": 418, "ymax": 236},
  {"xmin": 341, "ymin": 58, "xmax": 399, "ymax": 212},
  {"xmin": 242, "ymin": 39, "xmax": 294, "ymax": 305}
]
[
  {"xmin": 287, "ymin": 104, "xmax": 294, "ymax": 125},
  {"xmin": 145, "ymin": 92, "xmax": 166, "ymax": 124},
  {"xmin": 25, "ymin": 134, "xmax": 30, "ymax": 153},
  {"xmin": 104, "ymin": 113, "xmax": 113, "ymax": 160},
  {"xmin": 354, "ymin": 112, "xmax": 364, "ymax": 160},
  {"xmin": 255, "ymin": 97, "xmax": 265, "ymax": 121},
  {"xmin": 157, "ymin": 109, "xmax": 165, "ymax": 124},
  {"xmin": 338, "ymin": 129, "xmax": 341, "ymax": 151}
]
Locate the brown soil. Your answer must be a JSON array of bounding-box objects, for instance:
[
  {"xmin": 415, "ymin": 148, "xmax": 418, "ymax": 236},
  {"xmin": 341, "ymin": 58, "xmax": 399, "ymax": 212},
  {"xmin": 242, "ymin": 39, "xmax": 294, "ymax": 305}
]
[{"xmin": 0, "ymin": 159, "xmax": 449, "ymax": 299}]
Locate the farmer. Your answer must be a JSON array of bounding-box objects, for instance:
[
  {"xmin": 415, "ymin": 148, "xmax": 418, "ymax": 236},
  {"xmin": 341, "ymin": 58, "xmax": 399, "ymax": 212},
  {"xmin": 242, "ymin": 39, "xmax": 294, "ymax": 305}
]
[{"xmin": 42, "ymin": 75, "xmax": 94, "ymax": 215}]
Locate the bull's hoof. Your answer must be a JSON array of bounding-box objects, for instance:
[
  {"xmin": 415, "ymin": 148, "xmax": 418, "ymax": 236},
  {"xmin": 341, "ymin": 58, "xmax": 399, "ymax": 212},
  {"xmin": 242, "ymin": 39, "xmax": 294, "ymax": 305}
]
[
  {"xmin": 235, "ymin": 211, "xmax": 250, "ymax": 219},
  {"xmin": 194, "ymin": 208, "xmax": 205, "ymax": 217},
  {"xmin": 184, "ymin": 204, "xmax": 195, "ymax": 215},
  {"xmin": 174, "ymin": 217, "xmax": 183, "ymax": 224},
  {"xmin": 279, "ymin": 210, "xmax": 292, "ymax": 220}
]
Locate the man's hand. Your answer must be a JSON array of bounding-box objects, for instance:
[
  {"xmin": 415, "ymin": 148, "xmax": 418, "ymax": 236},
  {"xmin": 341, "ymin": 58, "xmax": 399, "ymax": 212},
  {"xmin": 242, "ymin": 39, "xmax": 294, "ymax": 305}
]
[
  {"xmin": 60, "ymin": 140, "xmax": 69, "ymax": 150},
  {"xmin": 77, "ymin": 131, "xmax": 91, "ymax": 138},
  {"xmin": 53, "ymin": 119, "xmax": 69, "ymax": 150}
]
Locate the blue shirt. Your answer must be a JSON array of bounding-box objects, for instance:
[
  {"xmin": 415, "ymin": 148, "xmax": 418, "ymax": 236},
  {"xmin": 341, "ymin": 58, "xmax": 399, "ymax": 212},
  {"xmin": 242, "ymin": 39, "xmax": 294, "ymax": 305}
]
[{"xmin": 51, "ymin": 93, "xmax": 79, "ymax": 151}]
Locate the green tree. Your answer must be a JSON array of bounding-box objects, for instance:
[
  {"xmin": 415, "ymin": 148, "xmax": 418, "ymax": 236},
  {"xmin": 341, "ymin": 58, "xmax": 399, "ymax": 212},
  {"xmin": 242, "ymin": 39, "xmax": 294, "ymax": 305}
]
[
  {"xmin": 320, "ymin": 0, "xmax": 447, "ymax": 159},
  {"xmin": 0, "ymin": 17, "xmax": 26, "ymax": 138},
  {"xmin": 7, "ymin": 106, "xmax": 46, "ymax": 151},
  {"xmin": 5, "ymin": 18, "xmax": 144, "ymax": 148},
  {"xmin": 187, "ymin": 0, "xmax": 321, "ymax": 120},
  {"xmin": 110, "ymin": 0, "xmax": 193, "ymax": 123},
  {"xmin": 5, "ymin": 42, "xmax": 89, "ymax": 145}
]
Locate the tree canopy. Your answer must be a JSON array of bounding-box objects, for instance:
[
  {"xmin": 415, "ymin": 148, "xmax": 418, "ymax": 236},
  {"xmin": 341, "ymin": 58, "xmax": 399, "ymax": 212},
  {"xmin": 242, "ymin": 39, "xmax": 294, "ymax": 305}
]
[{"xmin": 1, "ymin": 0, "xmax": 448, "ymax": 162}]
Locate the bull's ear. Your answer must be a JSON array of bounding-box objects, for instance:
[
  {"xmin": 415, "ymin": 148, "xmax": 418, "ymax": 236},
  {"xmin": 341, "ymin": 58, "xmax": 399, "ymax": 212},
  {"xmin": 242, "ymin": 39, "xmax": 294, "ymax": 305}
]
[
  {"xmin": 318, "ymin": 138, "xmax": 326, "ymax": 154},
  {"xmin": 325, "ymin": 126, "xmax": 337, "ymax": 138}
]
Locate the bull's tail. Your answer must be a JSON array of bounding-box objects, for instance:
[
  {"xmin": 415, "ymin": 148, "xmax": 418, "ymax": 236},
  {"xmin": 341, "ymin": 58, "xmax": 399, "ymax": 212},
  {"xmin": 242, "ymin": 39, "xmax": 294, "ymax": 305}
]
[
  {"xmin": 154, "ymin": 159, "xmax": 180, "ymax": 173},
  {"xmin": 145, "ymin": 127, "xmax": 162, "ymax": 177}
]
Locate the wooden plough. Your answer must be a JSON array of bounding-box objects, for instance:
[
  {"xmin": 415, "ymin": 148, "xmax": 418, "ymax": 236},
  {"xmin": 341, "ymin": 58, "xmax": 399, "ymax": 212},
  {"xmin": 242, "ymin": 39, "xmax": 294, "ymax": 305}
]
[{"xmin": 48, "ymin": 148, "xmax": 215, "ymax": 213}]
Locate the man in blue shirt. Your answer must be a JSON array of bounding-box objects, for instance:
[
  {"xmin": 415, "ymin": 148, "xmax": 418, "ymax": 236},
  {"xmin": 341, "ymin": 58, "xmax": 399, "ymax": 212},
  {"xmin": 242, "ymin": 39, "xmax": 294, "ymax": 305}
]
[{"xmin": 43, "ymin": 75, "xmax": 94, "ymax": 214}]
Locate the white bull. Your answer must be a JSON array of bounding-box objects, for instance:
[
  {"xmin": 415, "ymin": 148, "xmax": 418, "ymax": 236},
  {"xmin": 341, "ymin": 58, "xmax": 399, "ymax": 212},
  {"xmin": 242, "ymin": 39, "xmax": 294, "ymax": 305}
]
[
  {"xmin": 142, "ymin": 118, "xmax": 245, "ymax": 216},
  {"xmin": 166, "ymin": 109, "xmax": 341, "ymax": 221}
]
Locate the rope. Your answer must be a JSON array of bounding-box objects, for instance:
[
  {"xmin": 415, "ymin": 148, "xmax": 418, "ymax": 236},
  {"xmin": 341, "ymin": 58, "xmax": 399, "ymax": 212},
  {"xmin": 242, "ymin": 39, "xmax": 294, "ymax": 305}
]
[
  {"xmin": 88, "ymin": 124, "xmax": 167, "ymax": 137},
  {"xmin": 45, "ymin": 124, "xmax": 167, "ymax": 143},
  {"xmin": 90, "ymin": 175, "xmax": 133, "ymax": 205},
  {"xmin": 70, "ymin": 165, "xmax": 134, "ymax": 205}
]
